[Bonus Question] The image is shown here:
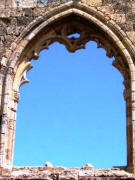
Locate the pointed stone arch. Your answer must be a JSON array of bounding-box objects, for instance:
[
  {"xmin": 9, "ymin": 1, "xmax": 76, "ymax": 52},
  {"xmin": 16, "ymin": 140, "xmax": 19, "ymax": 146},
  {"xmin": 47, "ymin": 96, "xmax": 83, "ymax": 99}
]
[{"xmin": 1, "ymin": 1, "xmax": 135, "ymax": 176}]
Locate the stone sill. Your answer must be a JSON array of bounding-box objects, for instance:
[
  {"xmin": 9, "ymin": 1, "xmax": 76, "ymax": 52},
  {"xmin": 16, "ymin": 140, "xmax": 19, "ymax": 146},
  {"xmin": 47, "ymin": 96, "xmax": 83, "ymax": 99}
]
[
  {"xmin": 0, "ymin": 166, "xmax": 135, "ymax": 179},
  {"xmin": 0, "ymin": 177, "xmax": 134, "ymax": 180}
]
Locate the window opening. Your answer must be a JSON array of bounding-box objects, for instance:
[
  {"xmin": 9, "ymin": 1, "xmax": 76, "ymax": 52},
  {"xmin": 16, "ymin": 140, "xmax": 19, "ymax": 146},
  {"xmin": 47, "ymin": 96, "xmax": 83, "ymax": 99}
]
[{"xmin": 14, "ymin": 41, "xmax": 126, "ymax": 168}]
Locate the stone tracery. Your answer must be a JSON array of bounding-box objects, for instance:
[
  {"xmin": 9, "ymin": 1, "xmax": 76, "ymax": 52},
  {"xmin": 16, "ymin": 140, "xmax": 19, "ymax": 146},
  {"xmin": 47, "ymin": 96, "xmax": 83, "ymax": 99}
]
[{"xmin": 15, "ymin": 17, "xmax": 129, "ymax": 89}]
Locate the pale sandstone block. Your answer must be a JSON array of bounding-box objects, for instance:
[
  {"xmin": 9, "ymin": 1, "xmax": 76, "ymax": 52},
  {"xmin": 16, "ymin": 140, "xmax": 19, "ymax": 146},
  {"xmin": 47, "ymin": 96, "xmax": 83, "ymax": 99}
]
[
  {"xmin": 127, "ymin": 31, "xmax": 135, "ymax": 45},
  {"xmin": 131, "ymin": 72, "xmax": 135, "ymax": 81},
  {"xmin": 132, "ymin": 81, "xmax": 135, "ymax": 92},
  {"xmin": 132, "ymin": 111, "xmax": 135, "ymax": 121},
  {"xmin": 132, "ymin": 3, "xmax": 135, "ymax": 13},
  {"xmin": 81, "ymin": 0, "xmax": 102, "ymax": 6},
  {"xmin": 110, "ymin": 14, "xmax": 126, "ymax": 24},
  {"xmin": 132, "ymin": 92, "xmax": 135, "ymax": 102}
]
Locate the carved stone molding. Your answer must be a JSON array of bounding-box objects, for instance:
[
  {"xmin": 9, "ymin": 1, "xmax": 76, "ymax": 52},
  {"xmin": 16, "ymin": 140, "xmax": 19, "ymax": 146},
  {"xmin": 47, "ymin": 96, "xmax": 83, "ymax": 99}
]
[
  {"xmin": 31, "ymin": 18, "xmax": 118, "ymax": 57},
  {"xmin": 10, "ymin": 89, "xmax": 20, "ymax": 102},
  {"xmin": 21, "ymin": 16, "xmax": 129, "ymax": 85}
]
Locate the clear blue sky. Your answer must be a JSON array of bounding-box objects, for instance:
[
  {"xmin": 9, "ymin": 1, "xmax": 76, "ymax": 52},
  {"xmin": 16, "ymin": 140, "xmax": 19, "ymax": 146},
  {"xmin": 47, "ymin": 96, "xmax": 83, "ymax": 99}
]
[{"xmin": 14, "ymin": 41, "xmax": 126, "ymax": 168}]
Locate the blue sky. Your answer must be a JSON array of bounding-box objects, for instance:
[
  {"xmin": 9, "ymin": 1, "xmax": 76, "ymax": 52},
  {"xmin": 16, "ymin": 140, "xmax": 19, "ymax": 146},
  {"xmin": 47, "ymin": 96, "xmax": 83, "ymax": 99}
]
[{"xmin": 14, "ymin": 41, "xmax": 126, "ymax": 168}]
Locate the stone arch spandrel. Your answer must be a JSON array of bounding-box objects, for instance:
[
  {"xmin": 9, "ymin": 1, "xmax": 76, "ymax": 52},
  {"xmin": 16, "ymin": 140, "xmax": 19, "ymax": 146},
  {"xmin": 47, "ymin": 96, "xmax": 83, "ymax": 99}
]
[
  {"xmin": 1, "ymin": 1, "xmax": 135, "ymax": 176},
  {"xmin": 4, "ymin": 2, "xmax": 135, "ymax": 67},
  {"xmin": 0, "ymin": 0, "xmax": 135, "ymax": 64}
]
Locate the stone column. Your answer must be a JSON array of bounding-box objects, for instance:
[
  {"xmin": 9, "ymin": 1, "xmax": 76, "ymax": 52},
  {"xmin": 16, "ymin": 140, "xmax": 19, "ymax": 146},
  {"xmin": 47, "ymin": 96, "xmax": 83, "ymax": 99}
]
[
  {"xmin": 0, "ymin": 61, "xmax": 7, "ymax": 169},
  {"xmin": 124, "ymin": 75, "xmax": 135, "ymax": 173},
  {"xmin": 0, "ymin": 74, "xmax": 11, "ymax": 175},
  {"xmin": 123, "ymin": 79, "xmax": 132, "ymax": 172},
  {"xmin": 131, "ymin": 75, "xmax": 135, "ymax": 173},
  {"xmin": 5, "ymin": 89, "xmax": 19, "ymax": 169},
  {"xmin": 0, "ymin": 65, "xmax": 15, "ymax": 176}
]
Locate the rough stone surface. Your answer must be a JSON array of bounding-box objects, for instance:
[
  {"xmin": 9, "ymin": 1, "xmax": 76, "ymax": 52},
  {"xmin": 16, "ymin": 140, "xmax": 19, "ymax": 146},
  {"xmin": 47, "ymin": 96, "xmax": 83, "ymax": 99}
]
[
  {"xmin": 7, "ymin": 166, "xmax": 135, "ymax": 179},
  {"xmin": 0, "ymin": 0, "xmax": 134, "ymax": 59},
  {"xmin": 0, "ymin": 0, "xmax": 135, "ymax": 179}
]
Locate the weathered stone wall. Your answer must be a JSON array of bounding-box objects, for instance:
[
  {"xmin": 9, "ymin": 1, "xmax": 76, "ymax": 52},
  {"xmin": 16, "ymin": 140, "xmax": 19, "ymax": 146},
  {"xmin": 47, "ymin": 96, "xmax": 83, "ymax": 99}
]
[
  {"xmin": 0, "ymin": 0, "xmax": 135, "ymax": 179},
  {"xmin": 8, "ymin": 165, "xmax": 135, "ymax": 179},
  {"xmin": 0, "ymin": 0, "xmax": 135, "ymax": 60}
]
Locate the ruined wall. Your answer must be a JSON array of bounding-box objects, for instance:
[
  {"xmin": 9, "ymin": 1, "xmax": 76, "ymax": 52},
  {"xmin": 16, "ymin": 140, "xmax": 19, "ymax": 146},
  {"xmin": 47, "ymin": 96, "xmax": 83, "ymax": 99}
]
[
  {"xmin": 0, "ymin": 0, "xmax": 135, "ymax": 179},
  {"xmin": 0, "ymin": 0, "xmax": 135, "ymax": 61}
]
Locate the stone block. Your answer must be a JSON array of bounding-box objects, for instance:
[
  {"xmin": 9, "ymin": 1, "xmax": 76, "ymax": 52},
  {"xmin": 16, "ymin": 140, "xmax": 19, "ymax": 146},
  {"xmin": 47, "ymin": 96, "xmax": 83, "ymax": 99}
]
[
  {"xmin": 126, "ymin": 31, "xmax": 135, "ymax": 45},
  {"xmin": 110, "ymin": 13, "xmax": 126, "ymax": 24},
  {"xmin": 132, "ymin": 3, "xmax": 135, "ymax": 14},
  {"xmin": 81, "ymin": 0, "xmax": 102, "ymax": 6}
]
